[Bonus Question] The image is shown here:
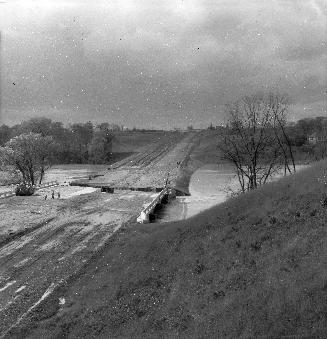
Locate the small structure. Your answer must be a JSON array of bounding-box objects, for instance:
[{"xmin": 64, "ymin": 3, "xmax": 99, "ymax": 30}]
[{"xmin": 137, "ymin": 187, "xmax": 175, "ymax": 223}]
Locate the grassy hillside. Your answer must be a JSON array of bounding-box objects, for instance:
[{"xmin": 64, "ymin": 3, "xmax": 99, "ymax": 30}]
[{"xmin": 12, "ymin": 159, "xmax": 327, "ymax": 338}]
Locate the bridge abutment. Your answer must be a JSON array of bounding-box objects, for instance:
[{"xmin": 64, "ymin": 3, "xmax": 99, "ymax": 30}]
[{"xmin": 137, "ymin": 187, "xmax": 176, "ymax": 223}]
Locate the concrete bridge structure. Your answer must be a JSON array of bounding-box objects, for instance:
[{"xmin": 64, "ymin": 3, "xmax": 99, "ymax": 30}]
[{"xmin": 137, "ymin": 186, "xmax": 176, "ymax": 223}]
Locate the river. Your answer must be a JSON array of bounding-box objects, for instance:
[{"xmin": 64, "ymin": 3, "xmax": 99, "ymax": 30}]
[
  {"xmin": 155, "ymin": 163, "xmax": 309, "ymax": 223},
  {"xmin": 155, "ymin": 164, "xmax": 237, "ymax": 222}
]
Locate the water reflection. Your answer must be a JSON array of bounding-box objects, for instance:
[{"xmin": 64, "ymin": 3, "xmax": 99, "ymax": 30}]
[{"xmin": 156, "ymin": 164, "xmax": 238, "ymax": 222}]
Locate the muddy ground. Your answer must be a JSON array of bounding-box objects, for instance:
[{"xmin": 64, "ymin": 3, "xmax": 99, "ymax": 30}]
[
  {"xmin": 0, "ymin": 189, "xmax": 156, "ymax": 338},
  {"xmin": 0, "ymin": 131, "xmax": 204, "ymax": 338}
]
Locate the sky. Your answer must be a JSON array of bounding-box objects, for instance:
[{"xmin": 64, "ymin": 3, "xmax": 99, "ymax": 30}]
[{"xmin": 0, "ymin": 0, "xmax": 326, "ymax": 129}]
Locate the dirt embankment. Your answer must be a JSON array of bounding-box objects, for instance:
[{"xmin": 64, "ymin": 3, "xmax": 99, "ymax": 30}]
[
  {"xmin": 74, "ymin": 131, "xmax": 205, "ymax": 193},
  {"xmin": 175, "ymin": 130, "xmax": 225, "ymax": 194},
  {"xmin": 10, "ymin": 159, "xmax": 327, "ymax": 338}
]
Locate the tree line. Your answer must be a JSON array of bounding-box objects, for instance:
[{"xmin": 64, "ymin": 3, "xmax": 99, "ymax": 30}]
[
  {"xmin": 0, "ymin": 118, "xmax": 118, "ymax": 186},
  {"xmin": 0, "ymin": 118, "xmax": 115, "ymax": 164}
]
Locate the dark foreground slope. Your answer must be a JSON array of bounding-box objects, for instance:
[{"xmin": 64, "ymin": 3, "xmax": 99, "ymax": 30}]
[{"xmin": 10, "ymin": 161, "xmax": 327, "ymax": 338}]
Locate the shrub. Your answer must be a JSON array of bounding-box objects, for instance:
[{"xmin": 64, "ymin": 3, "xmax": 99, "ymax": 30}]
[{"xmin": 15, "ymin": 182, "xmax": 36, "ymax": 196}]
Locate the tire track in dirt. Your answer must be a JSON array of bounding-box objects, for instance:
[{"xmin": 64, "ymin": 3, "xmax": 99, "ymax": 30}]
[
  {"xmin": 0, "ymin": 218, "xmax": 56, "ymax": 249},
  {"xmin": 0, "ymin": 219, "xmax": 118, "ymax": 335},
  {"xmin": 0, "ymin": 190, "xmax": 155, "ymax": 338}
]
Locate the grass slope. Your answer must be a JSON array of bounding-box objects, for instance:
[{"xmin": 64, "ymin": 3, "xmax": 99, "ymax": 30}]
[{"xmin": 12, "ymin": 160, "xmax": 327, "ymax": 338}]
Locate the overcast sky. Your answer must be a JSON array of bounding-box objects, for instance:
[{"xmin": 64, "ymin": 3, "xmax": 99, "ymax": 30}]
[{"xmin": 0, "ymin": 0, "xmax": 326, "ymax": 128}]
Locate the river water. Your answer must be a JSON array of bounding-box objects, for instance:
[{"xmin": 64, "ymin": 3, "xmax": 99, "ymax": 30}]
[
  {"xmin": 155, "ymin": 164, "xmax": 238, "ymax": 222},
  {"xmin": 155, "ymin": 163, "xmax": 309, "ymax": 223}
]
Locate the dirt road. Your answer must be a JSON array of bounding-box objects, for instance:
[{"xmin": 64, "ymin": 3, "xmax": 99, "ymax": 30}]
[
  {"xmin": 75, "ymin": 131, "xmax": 199, "ymax": 191},
  {"xmin": 0, "ymin": 189, "xmax": 155, "ymax": 338}
]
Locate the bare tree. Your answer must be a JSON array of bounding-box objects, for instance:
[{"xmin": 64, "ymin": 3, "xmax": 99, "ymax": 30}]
[
  {"xmin": 267, "ymin": 92, "xmax": 296, "ymax": 174},
  {"xmin": 219, "ymin": 92, "xmax": 295, "ymax": 193}
]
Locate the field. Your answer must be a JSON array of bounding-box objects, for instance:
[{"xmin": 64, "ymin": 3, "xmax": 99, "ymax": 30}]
[{"xmin": 7, "ymin": 159, "xmax": 327, "ymax": 338}]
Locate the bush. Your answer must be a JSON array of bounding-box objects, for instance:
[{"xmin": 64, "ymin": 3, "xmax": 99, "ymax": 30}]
[{"xmin": 15, "ymin": 182, "xmax": 36, "ymax": 196}]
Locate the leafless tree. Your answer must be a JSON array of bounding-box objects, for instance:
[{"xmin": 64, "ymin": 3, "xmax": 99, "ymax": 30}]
[
  {"xmin": 267, "ymin": 92, "xmax": 296, "ymax": 174},
  {"xmin": 218, "ymin": 92, "xmax": 295, "ymax": 193}
]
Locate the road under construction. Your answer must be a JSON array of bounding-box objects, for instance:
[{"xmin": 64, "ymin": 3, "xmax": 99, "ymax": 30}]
[
  {"xmin": 0, "ymin": 131, "xmax": 201, "ymax": 338},
  {"xmin": 71, "ymin": 131, "xmax": 198, "ymax": 193}
]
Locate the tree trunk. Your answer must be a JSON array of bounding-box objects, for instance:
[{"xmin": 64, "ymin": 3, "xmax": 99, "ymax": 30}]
[{"xmin": 39, "ymin": 167, "xmax": 45, "ymax": 185}]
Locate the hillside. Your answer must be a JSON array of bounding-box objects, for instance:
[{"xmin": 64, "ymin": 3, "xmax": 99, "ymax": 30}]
[
  {"xmin": 111, "ymin": 131, "xmax": 178, "ymax": 153},
  {"xmin": 75, "ymin": 131, "xmax": 198, "ymax": 192},
  {"xmin": 9, "ymin": 157, "xmax": 327, "ymax": 338},
  {"xmin": 108, "ymin": 130, "xmax": 189, "ymax": 167}
]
